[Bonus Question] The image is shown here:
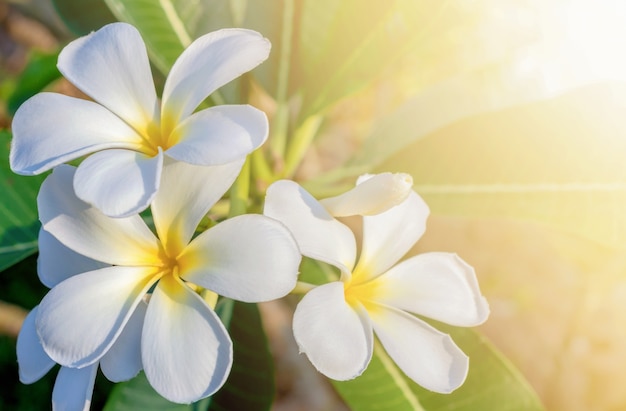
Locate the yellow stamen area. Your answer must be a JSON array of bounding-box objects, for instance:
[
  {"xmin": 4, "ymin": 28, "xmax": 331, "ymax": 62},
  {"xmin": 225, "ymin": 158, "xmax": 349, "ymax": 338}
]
[
  {"xmin": 344, "ymin": 277, "xmax": 383, "ymax": 314},
  {"xmin": 132, "ymin": 109, "xmax": 182, "ymax": 157}
]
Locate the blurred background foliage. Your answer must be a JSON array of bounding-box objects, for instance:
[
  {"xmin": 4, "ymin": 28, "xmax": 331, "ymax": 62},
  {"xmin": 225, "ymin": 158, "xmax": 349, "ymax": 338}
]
[{"xmin": 1, "ymin": 0, "xmax": 626, "ymax": 410}]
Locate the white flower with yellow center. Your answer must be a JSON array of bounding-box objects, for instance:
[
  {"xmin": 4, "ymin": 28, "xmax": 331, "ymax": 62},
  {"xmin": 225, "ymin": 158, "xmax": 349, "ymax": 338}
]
[
  {"xmin": 33, "ymin": 162, "xmax": 300, "ymax": 404},
  {"xmin": 264, "ymin": 174, "xmax": 489, "ymax": 393},
  {"xmin": 10, "ymin": 22, "xmax": 270, "ymax": 217}
]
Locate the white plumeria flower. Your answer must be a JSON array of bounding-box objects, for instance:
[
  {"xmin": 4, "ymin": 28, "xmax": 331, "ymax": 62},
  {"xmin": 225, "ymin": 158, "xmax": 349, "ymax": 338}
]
[
  {"xmin": 10, "ymin": 22, "xmax": 270, "ymax": 217},
  {"xmin": 264, "ymin": 174, "xmax": 490, "ymax": 393},
  {"xmin": 34, "ymin": 162, "xmax": 301, "ymax": 404}
]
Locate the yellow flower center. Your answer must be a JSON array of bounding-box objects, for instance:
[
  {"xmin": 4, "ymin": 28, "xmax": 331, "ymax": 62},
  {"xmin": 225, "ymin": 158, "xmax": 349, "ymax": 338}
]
[
  {"xmin": 134, "ymin": 109, "xmax": 182, "ymax": 157},
  {"xmin": 344, "ymin": 276, "xmax": 382, "ymax": 313}
]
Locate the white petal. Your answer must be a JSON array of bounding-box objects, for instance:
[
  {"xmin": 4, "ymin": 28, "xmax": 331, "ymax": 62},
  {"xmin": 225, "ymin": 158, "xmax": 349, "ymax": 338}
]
[
  {"xmin": 292, "ymin": 282, "xmax": 373, "ymax": 380},
  {"xmin": 162, "ymin": 28, "xmax": 270, "ymax": 125},
  {"xmin": 353, "ymin": 192, "xmax": 429, "ymax": 283},
  {"xmin": 100, "ymin": 300, "xmax": 147, "ymax": 382},
  {"xmin": 151, "ymin": 157, "xmax": 243, "ymax": 252},
  {"xmin": 375, "ymin": 253, "xmax": 490, "ymax": 326},
  {"xmin": 36, "ymin": 266, "xmax": 158, "ymax": 368},
  {"xmin": 37, "ymin": 229, "xmax": 108, "ymax": 288},
  {"xmin": 264, "ymin": 180, "xmax": 356, "ymax": 274},
  {"xmin": 38, "ymin": 165, "xmax": 161, "ymax": 266},
  {"xmin": 16, "ymin": 307, "xmax": 55, "ymax": 384},
  {"xmin": 369, "ymin": 304, "xmax": 469, "ymax": 393},
  {"xmin": 10, "ymin": 93, "xmax": 143, "ymax": 175},
  {"xmin": 179, "ymin": 214, "xmax": 300, "ymax": 302},
  {"xmin": 58, "ymin": 22, "xmax": 158, "ymax": 129},
  {"xmin": 74, "ymin": 148, "xmax": 162, "ymax": 217},
  {"xmin": 320, "ymin": 173, "xmax": 413, "ymax": 217},
  {"xmin": 52, "ymin": 364, "xmax": 98, "ymax": 411},
  {"xmin": 142, "ymin": 275, "xmax": 232, "ymax": 404},
  {"xmin": 166, "ymin": 105, "xmax": 268, "ymax": 166}
]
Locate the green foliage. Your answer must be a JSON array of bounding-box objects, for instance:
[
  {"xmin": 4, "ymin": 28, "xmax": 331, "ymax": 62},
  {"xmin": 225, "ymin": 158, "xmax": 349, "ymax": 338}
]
[
  {"xmin": 369, "ymin": 82, "xmax": 626, "ymax": 250},
  {"xmin": 333, "ymin": 327, "xmax": 545, "ymax": 411},
  {"xmin": 103, "ymin": 300, "xmax": 274, "ymax": 411},
  {"xmin": 7, "ymin": 51, "xmax": 61, "ymax": 116},
  {"xmin": 0, "ymin": 131, "xmax": 46, "ymax": 272},
  {"xmin": 52, "ymin": 0, "xmax": 117, "ymax": 35}
]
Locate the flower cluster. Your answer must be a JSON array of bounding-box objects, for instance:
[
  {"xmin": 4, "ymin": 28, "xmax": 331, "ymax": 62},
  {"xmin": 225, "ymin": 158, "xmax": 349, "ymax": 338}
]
[{"xmin": 10, "ymin": 22, "xmax": 489, "ymax": 410}]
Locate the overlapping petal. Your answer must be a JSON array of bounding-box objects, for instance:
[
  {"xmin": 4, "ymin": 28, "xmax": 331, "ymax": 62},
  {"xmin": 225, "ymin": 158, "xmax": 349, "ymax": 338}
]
[
  {"xmin": 151, "ymin": 157, "xmax": 244, "ymax": 253},
  {"xmin": 320, "ymin": 173, "xmax": 414, "ymax": 217},
  {"xmin": 368, "ymin": 304, "xmax": 469, "ymax": 393},
  {"xmin": 353, "ymin": 192, "xmax": 429, "ymax": 283},
  {"xmin": 73, "ymin": 149, "xmax": 162, "ymax": 217},
  {"xmin": 166, "ymin": 105, "xmax": 268, "ymax": 166},
  {"xmin": 142, "ymin": 275, "xmax": 232, "ymax": 403},
  {"xmin": 36, "ymin": 266, "xmax": 159, "ymax": 368},
  {"xmin": 292, "ymin": 282, "xmax": 373, "ymax": 380},
  {"xmin": 16, "ymin": 307, "xmax": 55, "ymax": 384},
  {"xmin": 38, "ymin": 165, "xmax": 161, "ymax": 266},
  {"xmin": 375, "ymin": 252, "xmax": 490, "ymax": 326},
  {"xmin": 100, "ymin": 300, "xmax": 146, "ymax": 383},
  {"xmin": 264, "ymin": 180, "xmax": 356, "ymax": 274},
  {"xmin": 10, "ymin": 93, "xmax": 143, "ymax": 175},
  {"xmin": 179, "ymin": 214, "xmax": 300, "ymax": 302},
  {"xmin": 52, "ymin": 364, "xmax": 98, "ymax": 411},
  {"xmin": 37, "ymin": 229, "xmax": 108, "ymax": 288},
  {"xmin": 57, "ymin": 22, "xmax": 158, "ymax": 128},
  {"xmin": 162, "ymin": 28, "xmax": 270, "ymax": 126}
]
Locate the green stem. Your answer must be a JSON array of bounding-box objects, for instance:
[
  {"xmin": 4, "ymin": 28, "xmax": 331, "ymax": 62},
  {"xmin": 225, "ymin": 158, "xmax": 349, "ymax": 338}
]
[
  {"xmin": 251, "ymin": 149, "xmax": 274, "ymax": 188},
  {"xmin": 229, "ymin": 157, "xmax": 250, "ymax": 217},
  {"xmin": 269, "ymin": 0, "xmax": 295, "ymax": 166},
  {"xmin": 291, "ymin": 281, "xmax": 318, "ymax": 295},
  {"xmin": 283, "ymin": 114, "xmax": 323, "ymax": 178}
]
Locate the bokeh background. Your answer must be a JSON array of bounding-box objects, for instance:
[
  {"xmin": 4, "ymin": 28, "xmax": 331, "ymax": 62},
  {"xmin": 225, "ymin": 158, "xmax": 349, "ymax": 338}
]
[{"xmin": 2, "ymin": 1, "xmax": 626, "ymax": 410}]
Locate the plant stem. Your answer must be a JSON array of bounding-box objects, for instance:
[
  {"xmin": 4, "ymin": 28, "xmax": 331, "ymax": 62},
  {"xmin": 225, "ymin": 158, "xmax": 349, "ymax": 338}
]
[
  {"xmin": 229, "ymin": 157, "xmax": 251, "ymax": 217},
  {"xmin": 269, "ymin": 0, "xmax": 295, "ymax": 167},
  {"xmin": 283, "ymin": 114, "xmax": 323, "ymax": 178}
]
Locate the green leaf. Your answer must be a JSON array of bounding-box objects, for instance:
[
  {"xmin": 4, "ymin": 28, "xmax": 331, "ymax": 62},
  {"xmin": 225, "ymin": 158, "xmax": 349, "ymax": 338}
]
[
  {"xmin": 52, "ymin": 0, "xmax": 117, "ymax": 35},
  {"xmin": 376, "ymin": 81, "xmax": 626, "ymax": 250},
  {"xmin": 0, "ymin": 131, "xmax": 45, "ymax": 272},
  {"xmin": 414, "ymin": 326, "xmax": 544, "ymax": 411},
  {"xmin": 103, "ymin": 299, "xmax": 274, "ymax": 411},
  {"xmin": 103, "ymin": 371, "xmax": 193, "ymax": 411},
  {"xmin": 208, "ymin": 301, "xmax": 275, "ymax": 411},
  {"xmin": 7, "ymin": 51, "xmax": 61, "ymax": 116},
  {"xmin": 296, "ymin": 0, "xmax": 448, "ymax": 118},
  {"xmin": 333, "ymin": 326, "xmax": 544, "ymax": 411},
  {"xmin": 332, "ymin": 340, "xmax": 426, "ymax": 411}
]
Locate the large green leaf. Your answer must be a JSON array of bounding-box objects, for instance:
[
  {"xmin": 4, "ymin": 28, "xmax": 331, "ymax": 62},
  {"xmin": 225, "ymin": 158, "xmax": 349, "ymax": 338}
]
[
  {"xmin": 333, "ymin": 326, "xmax": 544, "ymax": 411},
  {"xmin": 103, "ymin": 371, "xmax": 194, "ymax": 411},
  {"xmin": 103, "ymin": 299, "xmax": 274, "ymax": 411},
  {"xmin": 7, "ymin": 51, "xmax": 61, "ymax": 116},
  {"xmin": 376, "ymin": 81, "xmax": 626, "ymax": 250},
  {"xmin": 52, "ymin": 0, "xmax": 117, "ymax": 35},
  {"xmin": 0, "ymin": 131, "xmax": 45, "ymax": 272},
  {"xmin": 208, "ymin": 300, "xmax": 275, "ymax": 411}
]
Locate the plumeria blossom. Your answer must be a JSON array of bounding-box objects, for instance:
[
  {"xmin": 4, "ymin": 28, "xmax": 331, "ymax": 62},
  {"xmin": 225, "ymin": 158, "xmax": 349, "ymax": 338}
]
[
  {"xmin": 10, "ymin": 22, "xmax": 270, "ymax": 217},
  {"xmin": 33, "ymin": 162, "xmax": 300, "ymax": 404},
  {"xmin": 264, "ymin": 173, "xmax": 490, "ymax": 393}
]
